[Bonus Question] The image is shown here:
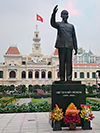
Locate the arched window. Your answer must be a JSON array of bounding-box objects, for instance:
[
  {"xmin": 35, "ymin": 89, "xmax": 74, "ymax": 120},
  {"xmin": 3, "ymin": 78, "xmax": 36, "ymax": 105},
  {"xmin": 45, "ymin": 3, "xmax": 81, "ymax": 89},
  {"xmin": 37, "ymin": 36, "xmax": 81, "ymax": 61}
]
[
  {"xmin": 80, "ymin": 72, "xmax": 84, "ymax": 78},
  {"xmin": 10, "ymin": 85, "xmax": 15, "ymax": 91},
  {"xmin": 0, "ymin": 71, "xmax": 3, "ymax": 78},
  {"xmin": 48, "ymin": 71, "xmax": 52, "ymax": 79},
  {"xmin": 9, "ymin": 71, "xmax": 16, "ymax": 78},
  {"xmin": 92, "ymin": 72, "xmax": 96, "ymax": 78},
  {"xmin": 87, "ymin": 72, "xmax": 90, "ymax": 78},
  {"xmin": 22, "ymin": 71, "xmax": 26, "ymax": 78},
  {"xmin": 74, "ymin": 72, "xmax": 77, "ymax": 78},
  {"xmin": 28, "ymin": 71, "xmax": 32, "ymax": 79},
  {"xmin": 35, "ymin": 71, "xmax": 39, "ymax": 78},
  {"xmin": 28, "ymin": 85, "xmax": 33, "ymax": 93},
  {"xmin": 57, "ymin": 71, "xmax": 60, "ymax": 78},
  {"xmin": 28, "ymin": 84, "xmax": 32, "ymax": 88},
  {"xmin": 42, "ymin": 71, "xmax": 45, "ymax": 78}
]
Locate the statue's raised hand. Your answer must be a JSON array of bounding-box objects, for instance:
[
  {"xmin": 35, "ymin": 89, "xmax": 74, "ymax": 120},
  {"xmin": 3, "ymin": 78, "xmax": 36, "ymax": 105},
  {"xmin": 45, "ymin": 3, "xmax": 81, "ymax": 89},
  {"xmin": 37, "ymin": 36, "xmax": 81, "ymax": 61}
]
[{"xmin": 53, "ymin": 5, "xmax": 58, "ymax": 14}]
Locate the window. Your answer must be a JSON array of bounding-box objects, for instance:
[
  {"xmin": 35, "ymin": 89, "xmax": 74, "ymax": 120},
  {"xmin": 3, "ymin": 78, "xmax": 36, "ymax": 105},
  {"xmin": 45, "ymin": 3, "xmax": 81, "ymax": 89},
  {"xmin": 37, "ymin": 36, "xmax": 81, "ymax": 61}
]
[
  {"xmin": 87, "ymin": 72, "xmax": 89, "ymax": 78},
  {"xmin": 80, "ymin": 72, "xmax": 84, "ymax": 78},
  {"xmin": 48, "ymin": 71, "xmax": 52, "ymax": 78},
  {"xmin": 9, "ymin": 71, "xmax": 16, "ymax": 78},
  {"xmin": 47, "ymin": 62, "xmax": 51, "ymax": 65},
  {"xmin": 10, "ymin": 85, "xmax": 15, "ymax": 91},
  {"xmin": 57, "ymin": 72, "xmax": 60, "ymax": 78},
  {"xmin": 28, "ymin": 71, "xmax": 32, "ymax": 79},
  {"xmin": 92, "ymin": 72, "xmax": 96, "ymax": 78},
  {"xmin": 36, "ymin": 34, "xmax": 38, "ymax": 38},
  {"xmin": 22, "ymin": 71, "xmax": 26, "ymax": 78},
  {"xmin": 35, "ymin": 71, "xmax": 39, "ymax": 78},
  {"xmin": 22, "ymin": 61, "xmax": 26, "ymax": 65},
  {"xmin": 36, "ymin": 46, "xmax": 38, "ymax": 50},
  {"xmin": 28, "ymin": 85, "xmax": 33, "ymax": 93},
  {"xmin": 0, "ymin": 71, "xmax": 3, "ymax": 78},
  {"xmin": 74, "ymin": 72, "xmax": 77, "ymax": 78},
  {"xmin": 42, "ymin": 71, "xmax": 45, "ymax": 78}
]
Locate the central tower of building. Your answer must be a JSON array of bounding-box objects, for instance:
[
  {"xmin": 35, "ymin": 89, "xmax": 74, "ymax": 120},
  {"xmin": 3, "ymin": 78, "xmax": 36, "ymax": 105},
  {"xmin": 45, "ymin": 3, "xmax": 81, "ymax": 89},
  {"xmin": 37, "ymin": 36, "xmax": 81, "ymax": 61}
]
[{"xmin": 32, "ymin": 25, "xmax": 43, "ymax": 63}]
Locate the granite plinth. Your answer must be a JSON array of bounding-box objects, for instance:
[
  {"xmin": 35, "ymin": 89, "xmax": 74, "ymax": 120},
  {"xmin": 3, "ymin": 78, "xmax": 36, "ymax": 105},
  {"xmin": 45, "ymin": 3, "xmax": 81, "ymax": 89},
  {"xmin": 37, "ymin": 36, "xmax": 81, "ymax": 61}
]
[{"xmin": 51, "ymin": 81, "xmax": 86, "ymax": 127}]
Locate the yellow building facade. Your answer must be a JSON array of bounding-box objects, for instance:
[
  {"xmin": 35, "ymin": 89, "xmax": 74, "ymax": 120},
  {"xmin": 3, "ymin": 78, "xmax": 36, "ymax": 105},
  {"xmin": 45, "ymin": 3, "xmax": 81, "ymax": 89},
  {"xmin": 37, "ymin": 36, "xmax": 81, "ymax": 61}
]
[{"xmin": 0, "ymin": 30, "xmax": 100, "ymax": 87}]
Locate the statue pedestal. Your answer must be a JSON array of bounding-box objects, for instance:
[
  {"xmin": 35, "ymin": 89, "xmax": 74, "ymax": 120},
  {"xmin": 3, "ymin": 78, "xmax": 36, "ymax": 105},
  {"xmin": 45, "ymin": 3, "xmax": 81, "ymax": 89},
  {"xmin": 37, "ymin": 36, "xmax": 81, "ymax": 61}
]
[{"xmin": 51, "ymin": 81, "xmax": 86, "ymax": 127}]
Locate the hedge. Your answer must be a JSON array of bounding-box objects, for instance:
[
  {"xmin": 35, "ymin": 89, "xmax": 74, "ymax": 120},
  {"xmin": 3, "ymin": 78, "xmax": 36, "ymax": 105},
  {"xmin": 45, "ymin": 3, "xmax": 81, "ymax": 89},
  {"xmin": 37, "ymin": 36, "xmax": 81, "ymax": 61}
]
[
  {"xmin": 0, "ymin": 93, "xmax": 51, "ymax": 98},
  {"xmin": 0, "ymin": 101, "xmax": 50, "ymax": 113}
]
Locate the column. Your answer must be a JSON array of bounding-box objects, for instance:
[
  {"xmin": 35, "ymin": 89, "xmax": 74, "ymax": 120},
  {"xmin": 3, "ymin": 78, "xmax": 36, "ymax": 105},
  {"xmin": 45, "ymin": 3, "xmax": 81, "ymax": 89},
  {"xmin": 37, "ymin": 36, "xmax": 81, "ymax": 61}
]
[
  {"xmin": 84, "ymin": 70, "xmax": 87, "ymax": 79},
  {"xmin": 46, "ymin": 70, "xmax": 48, "ymax": 79},
  {"xmin": 55, "ymin": 70, "xmax": 57, "ymax": 80},
  {"xmin": 77, "ymin": 70, "xmax": 80, "ymax": 79},
  {"xmin": 26, "ymin": 70, "xmax": 28, "ymax": 79},
  {"xmin": 33, "ymin": 70, "xmax": 35, "ymax": 79},
  {"xmin": 90, "ymin": 70, "xmax": 92, "ymax": 79},
  {"xmin": 72, "ymin": 68, "xmax": 74, "ymax": 79},
  {"xmin": 7, "ymin": 70, "xmax": 9, "ymax": 79},
  {"xmin": 39, "ymin": 70, "xmax": 41, "ymax": 79},
  {"xmin": 16, "ymin": 70, "xmax": 18, "ymax": 79}
]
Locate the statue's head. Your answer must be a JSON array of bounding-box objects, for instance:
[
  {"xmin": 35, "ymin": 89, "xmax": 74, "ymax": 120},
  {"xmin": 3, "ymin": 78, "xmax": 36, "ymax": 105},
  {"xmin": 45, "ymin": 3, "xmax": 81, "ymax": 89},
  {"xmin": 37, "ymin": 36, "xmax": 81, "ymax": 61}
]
[{"xmin": 61, "ymin": 10, "xmax": 69, "ymax": 19}]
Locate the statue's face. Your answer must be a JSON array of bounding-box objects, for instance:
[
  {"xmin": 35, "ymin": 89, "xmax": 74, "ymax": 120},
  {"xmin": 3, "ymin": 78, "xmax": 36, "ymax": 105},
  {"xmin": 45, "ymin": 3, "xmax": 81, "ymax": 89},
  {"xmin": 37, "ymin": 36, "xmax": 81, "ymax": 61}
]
[{"xmin": 61, "ymin": 10, "xmax": 69, "ymax": 19}]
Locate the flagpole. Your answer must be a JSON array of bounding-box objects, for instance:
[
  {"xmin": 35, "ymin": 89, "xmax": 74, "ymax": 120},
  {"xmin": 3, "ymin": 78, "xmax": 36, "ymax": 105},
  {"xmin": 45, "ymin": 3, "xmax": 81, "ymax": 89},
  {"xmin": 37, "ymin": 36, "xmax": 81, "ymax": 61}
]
[
  {"xmin": 36, "ymin": 14, "xmax": 38, "ymax": 31},
  {"xmin": 36, "ymin": 13, "xmax": 43, "ymax": 31}
]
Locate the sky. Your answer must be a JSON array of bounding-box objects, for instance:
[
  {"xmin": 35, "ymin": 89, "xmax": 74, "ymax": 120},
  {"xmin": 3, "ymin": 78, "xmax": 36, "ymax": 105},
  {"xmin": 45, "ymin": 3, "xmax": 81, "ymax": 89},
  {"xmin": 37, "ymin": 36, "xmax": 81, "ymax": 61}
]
[{"xmin": 0, "ymin": 0, "xmax": 100, "ymax": 62}]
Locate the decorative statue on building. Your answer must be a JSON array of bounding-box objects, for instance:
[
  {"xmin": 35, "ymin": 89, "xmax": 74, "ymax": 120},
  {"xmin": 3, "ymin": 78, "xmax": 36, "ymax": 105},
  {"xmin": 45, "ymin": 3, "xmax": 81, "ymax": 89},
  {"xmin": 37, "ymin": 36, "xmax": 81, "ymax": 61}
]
[{"xmin": 50, "ymin": 5, "xmax": 78, "ymax": 81}]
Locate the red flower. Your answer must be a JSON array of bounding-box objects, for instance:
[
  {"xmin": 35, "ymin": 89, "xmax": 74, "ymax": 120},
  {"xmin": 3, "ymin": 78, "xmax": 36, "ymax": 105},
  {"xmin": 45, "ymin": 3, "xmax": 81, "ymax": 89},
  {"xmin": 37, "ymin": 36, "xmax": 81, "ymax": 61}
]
[
  {"xmin": 64, "ymin": 114, "xmax": 81, "ymax": 125},
  {"xmin": 81, "ymin": 104, "xmax": 91, "ymax": 108}
]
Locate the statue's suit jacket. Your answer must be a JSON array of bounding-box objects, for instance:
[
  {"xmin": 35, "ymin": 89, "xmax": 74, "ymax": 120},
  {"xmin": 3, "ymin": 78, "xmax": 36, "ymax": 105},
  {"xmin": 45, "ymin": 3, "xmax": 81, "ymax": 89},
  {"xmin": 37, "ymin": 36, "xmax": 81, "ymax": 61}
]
[{"xmin": 50, "ymin": 13, "xmax": 77, "ymax": 50}]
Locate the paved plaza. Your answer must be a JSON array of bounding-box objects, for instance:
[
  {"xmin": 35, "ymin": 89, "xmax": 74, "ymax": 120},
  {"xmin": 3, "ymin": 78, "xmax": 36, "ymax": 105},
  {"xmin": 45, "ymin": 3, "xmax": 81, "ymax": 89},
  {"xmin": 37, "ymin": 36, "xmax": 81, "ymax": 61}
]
[
  {"xmin": 0, "ymin": 111, "xmax": 99, "ymax": 133},
  {"xmin": 15, "ymin": 98, "xmax": 32, "ymax": 105}
]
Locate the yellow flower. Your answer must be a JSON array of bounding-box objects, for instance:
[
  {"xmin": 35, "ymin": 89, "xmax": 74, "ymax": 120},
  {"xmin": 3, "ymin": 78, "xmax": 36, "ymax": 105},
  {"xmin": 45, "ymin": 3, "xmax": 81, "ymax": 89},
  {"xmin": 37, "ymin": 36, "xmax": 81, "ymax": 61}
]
[
  {"xmin": 50, "ymin": 104, "xmax": 64, "ymax": 122},
  {"xmin": 65, "ymin": 103, "xmax": 78, "ymax": 116}
]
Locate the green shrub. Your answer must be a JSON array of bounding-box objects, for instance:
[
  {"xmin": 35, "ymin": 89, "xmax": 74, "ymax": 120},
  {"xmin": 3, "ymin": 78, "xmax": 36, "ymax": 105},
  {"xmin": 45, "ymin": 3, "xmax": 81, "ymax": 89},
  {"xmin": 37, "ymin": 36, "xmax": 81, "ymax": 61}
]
[
  {"xmin": 86, "ymin": 99, "xmax": 100, "ymax": 111},
  {"xmin": 0, "ymin": 101, "xmax": 50, "ymax": 113},
  {"xmin": 86, "ymin": 94, "xmax": 97, "ymax": 97},
  {"xmin": 0, "ymin": 93, "xmax": 51, "ymax": 99},
  {"xmin": 97, "ymin": 94, "xmax": 100, "ymax": 98},
  {"xmin": 47, "ymin": 93, "xmax": 51, "ymax": 97}
]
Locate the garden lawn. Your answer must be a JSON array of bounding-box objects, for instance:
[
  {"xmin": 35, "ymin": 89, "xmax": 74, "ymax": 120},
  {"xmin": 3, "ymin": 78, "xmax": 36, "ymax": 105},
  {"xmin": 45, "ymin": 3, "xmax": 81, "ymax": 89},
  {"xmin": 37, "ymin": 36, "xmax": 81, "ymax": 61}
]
[
  {"xmin": 0, "ymin": 97, "xmax": 19, "ymax": 105},
  {"xmin": 32, "ymin": 98, "xmax": 49, "ymax": 104},
  {"xmin": 86, "ymin": 98, "xmax": 100, "ymax": 103},
  {"xmin": 11, "ymin": 98, "xmax": 19, "ymax": 104}
]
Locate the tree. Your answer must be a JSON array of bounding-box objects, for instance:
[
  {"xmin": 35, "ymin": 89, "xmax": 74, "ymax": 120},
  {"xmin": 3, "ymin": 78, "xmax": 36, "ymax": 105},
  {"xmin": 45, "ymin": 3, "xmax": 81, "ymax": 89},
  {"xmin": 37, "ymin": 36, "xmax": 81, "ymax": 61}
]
[
  {"xmin": 16, "ymin": 85, "xmax": 27, "ymax": 94},
  {"xmin": 28, "ymin": 85, "xmax": 34, "ymax": 93},
  {"xmin": 0, "ymin": 85, "xmax": 8, "ymax": 93},
  {"xmin": 34, "ymin": 84, "xmax": 41, "ymax": 89},
  {"xmin": 9, "ymin": 85, "xmax": 15, "ymax": 91},
  {"xmin": 46, "ymin": 84, "xmax": 51, "ymax": 93},
  {"xmin": 87, "ymin": 85, "xmax": 93, "ymax": 94}
]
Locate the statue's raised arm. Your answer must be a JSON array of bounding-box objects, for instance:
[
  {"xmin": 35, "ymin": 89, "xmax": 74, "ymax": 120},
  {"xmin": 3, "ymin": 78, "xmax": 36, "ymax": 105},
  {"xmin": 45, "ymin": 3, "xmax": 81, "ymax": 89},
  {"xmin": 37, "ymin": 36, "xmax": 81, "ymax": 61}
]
[
  {"xmin": 53, "ymin": 5, "xmax": 58, "ymax": 14},
  {"xmin": 50, "ymin": 5, "xmax": 59, "ymax": 29}
]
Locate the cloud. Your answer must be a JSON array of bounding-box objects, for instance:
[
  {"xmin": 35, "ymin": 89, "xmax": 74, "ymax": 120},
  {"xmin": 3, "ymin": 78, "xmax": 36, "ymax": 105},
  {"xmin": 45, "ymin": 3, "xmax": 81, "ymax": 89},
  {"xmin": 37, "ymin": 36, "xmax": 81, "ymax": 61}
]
[{"xmin": 66, "ymin": 1, "xmax": 81, "ymax": 16}]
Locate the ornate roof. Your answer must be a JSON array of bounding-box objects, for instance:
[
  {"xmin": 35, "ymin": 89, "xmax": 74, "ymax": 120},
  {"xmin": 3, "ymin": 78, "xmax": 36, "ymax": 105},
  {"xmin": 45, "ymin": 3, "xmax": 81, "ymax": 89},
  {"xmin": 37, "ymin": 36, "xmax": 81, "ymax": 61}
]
[
  {"xmin": 74, "ymin": 63, "xmax": 100, "ymax": 66},
  {"xmin": 6, "ymin": 46, "xmax": 20, "ymax": 55},
  {"xmin": 54, "ymin": 48, "xmax": 58, "ymax": 55}
]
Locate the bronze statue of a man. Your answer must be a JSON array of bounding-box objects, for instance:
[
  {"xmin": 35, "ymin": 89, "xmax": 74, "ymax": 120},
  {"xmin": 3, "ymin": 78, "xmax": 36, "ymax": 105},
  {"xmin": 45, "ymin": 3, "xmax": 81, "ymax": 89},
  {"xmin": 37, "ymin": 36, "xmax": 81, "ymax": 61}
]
[{"xmin": 50, "ymin": 5, "xmax": 78, "ymax": 81}]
